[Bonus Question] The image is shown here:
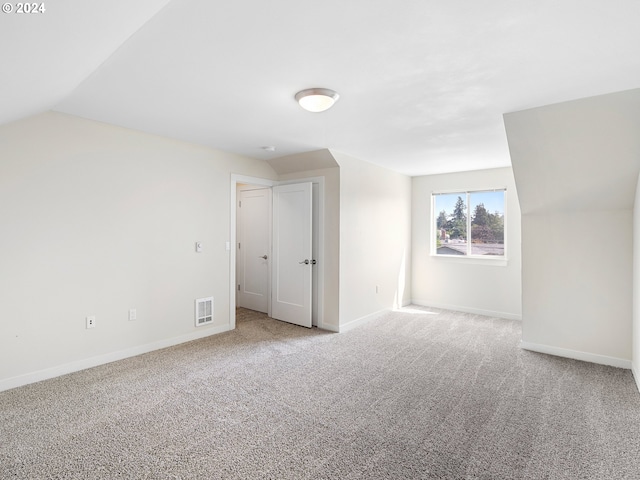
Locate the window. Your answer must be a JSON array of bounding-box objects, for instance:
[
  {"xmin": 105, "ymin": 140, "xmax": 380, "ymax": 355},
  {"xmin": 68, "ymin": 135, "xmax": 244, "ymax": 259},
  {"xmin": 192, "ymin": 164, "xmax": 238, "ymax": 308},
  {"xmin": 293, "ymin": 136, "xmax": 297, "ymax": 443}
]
[{"xmin": 433, "ymin": 189, "xmax": 506, "ymax": 257}]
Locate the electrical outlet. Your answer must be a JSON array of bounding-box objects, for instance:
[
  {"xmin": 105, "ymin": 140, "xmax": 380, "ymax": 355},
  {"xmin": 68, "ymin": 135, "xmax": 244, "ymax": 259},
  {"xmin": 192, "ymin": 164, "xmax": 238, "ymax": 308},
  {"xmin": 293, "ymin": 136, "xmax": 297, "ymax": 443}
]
[
  {"xmin": 86, "ymin": 316, "xmax": 96, "ymax": 329},
  {"xmin": 129, "ymin": 309, "xmax": 137, "ymax": 321}
]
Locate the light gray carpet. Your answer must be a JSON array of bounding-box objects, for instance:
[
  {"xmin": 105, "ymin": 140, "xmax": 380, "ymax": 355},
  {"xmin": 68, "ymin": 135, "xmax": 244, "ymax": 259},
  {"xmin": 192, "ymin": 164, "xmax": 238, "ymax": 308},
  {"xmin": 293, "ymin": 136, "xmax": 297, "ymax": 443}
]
[{"xmin": 1, "ymin": 306, "xmax": 639, "ymax": 479}]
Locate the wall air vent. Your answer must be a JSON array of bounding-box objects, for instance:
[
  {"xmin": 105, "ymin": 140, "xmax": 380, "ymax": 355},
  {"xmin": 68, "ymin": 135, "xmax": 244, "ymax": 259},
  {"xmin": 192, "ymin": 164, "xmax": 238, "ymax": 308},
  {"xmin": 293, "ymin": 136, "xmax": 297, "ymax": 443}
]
[{"xmin": 195, "ymin": 297, "xmax": 213, "ymax": 327}]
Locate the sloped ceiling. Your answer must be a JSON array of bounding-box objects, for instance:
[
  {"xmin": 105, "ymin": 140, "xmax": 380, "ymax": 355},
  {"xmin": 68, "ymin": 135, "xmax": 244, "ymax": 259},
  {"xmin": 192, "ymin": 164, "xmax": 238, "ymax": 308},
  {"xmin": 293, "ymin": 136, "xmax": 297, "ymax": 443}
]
[
  {"xmin": 2, "ymin": 0, "xmax": 640, "ymax": 176},
  {"xmin": 505, "ymin": 88, "xmax": 640, "ymax": 213},
  {"xmin": 0, "ymin": 0, "xmax": 172, "ymax": 124},
  {"xmin": 267, "ymin": 150, "xmax": 338, "ymax": 176}
]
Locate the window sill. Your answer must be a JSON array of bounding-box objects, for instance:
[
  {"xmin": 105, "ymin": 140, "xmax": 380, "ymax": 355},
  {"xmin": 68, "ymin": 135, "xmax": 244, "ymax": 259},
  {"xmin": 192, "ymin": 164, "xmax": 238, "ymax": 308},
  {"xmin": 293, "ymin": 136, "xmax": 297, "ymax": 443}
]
[{"xmin": 430, "ymin": 254, "xmax": 508, "ymax": 267}]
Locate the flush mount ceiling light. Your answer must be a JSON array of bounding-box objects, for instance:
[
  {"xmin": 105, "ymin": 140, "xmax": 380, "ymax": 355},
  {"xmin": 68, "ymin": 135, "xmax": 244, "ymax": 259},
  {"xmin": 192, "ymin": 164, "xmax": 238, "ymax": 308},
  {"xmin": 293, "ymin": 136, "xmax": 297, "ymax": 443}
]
[{"xmin": 295, "ymin": 88, "xmax": 339, "ymax": 113}]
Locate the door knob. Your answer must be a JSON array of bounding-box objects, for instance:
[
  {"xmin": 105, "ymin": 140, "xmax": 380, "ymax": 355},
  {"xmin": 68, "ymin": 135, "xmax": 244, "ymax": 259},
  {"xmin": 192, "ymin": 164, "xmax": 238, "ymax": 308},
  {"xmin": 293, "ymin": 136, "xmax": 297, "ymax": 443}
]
[
  {"xmin": 298, "ymin": 259, "xmax": 310, "ymax": 265},
  {"xmin": 259, "ymin": 255, "xmax": 268, "ymax": 260}
]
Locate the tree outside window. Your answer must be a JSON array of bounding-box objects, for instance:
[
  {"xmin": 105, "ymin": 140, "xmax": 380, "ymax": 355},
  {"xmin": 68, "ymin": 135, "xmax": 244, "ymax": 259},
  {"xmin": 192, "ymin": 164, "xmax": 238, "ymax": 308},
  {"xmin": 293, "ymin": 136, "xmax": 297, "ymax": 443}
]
[{"xmin": 433, "ymin": 190, "xmax": 505, "ymax": 256}]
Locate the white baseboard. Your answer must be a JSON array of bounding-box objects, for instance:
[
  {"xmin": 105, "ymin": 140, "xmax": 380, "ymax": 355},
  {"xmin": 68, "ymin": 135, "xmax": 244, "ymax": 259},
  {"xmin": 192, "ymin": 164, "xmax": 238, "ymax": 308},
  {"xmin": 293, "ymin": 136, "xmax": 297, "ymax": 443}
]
[
  {"xmin": 411, "ymin": 300, "xmax": 522, "ymax": 321},
  {"xmin": 339, "ymin": 309, "xmax": 389, "ymax": 333},
  {"xmin": 632, "ymin": 363, "xmax": 640, "ymax": 393},
  {"xmin": 320, "ymin": 324, "xmax": 340, "ymax": 333},
  {"xmin": 520, "ymin": 341, "xmax": 632, "ymax": 369},
  {"xmin": 0, "ymin": 324, "xmax": 232, "ymax": 393}
]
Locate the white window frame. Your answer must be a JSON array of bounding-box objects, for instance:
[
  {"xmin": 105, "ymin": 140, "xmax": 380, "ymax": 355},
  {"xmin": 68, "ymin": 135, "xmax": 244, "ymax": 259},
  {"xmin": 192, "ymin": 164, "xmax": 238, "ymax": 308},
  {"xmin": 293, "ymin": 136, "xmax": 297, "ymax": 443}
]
[{"xmin": 431, "ymin": 188, "xmax": 508, "ymax": 263}]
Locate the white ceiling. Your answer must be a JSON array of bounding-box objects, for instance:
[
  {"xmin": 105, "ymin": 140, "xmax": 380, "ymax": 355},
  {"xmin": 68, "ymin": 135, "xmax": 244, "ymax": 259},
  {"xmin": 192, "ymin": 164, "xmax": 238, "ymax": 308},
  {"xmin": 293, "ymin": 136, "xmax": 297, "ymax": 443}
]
[{"xmin": 2, "ymin": 0, "xmax": 639, "ymax": 176}]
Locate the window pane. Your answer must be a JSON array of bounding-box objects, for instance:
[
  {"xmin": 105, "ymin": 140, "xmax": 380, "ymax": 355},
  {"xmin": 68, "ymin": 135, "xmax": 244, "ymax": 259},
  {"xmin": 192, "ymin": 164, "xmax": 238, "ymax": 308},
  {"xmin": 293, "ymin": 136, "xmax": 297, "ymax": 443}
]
[
  {"xmin": 434, "ymin": 193, "xmax": 467, "ymax": 255},
  {"xmin": 469, "ymin": 190, "xmax": 504, "ymax": 256}
]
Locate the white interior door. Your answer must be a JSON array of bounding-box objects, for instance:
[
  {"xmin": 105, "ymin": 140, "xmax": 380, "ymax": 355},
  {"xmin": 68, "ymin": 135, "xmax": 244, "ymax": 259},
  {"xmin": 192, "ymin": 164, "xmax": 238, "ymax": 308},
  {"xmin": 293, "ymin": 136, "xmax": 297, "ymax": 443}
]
[
  {"xmin": 272, "ymin": 182, "xmax": 313, "ymax": 328},
  {"xmin": 237, "ymin": 187, "xmax": 271, "ymax": 313}
]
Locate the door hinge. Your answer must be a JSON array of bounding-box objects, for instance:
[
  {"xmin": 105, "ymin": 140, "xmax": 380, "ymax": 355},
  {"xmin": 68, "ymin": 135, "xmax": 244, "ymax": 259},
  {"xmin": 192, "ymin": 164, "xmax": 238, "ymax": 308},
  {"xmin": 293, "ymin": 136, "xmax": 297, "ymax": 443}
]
[
  {"xmin": 239, "ymin": 200, "xmax": 242, "ymax": 207},
  {"xmin": 238, "ymin": 284, "xmax": 240, "ymax": 291},
  {"xmin": 238, "ymin": 242, "xmax": 241, "ymax": 249}
]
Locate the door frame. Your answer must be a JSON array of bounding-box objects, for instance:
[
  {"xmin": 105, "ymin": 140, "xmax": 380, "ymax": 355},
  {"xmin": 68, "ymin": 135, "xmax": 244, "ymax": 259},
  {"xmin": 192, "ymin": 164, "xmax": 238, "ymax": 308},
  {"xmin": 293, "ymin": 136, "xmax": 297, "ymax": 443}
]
[{"xmin": 229, "ymin": 174, "xmax": 325, "ymax": 330}]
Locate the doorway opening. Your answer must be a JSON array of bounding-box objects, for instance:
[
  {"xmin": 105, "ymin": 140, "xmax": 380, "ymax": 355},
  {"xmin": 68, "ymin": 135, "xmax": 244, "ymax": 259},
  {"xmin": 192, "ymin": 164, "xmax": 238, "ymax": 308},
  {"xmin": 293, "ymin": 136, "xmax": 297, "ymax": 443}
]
[
  {"xmin": 236, "ymin": 185, "xmax": 272, "ymax": 315},
  {"xmin": 229, "ymin": 175, "xmax": 325, "ymax": 330}
]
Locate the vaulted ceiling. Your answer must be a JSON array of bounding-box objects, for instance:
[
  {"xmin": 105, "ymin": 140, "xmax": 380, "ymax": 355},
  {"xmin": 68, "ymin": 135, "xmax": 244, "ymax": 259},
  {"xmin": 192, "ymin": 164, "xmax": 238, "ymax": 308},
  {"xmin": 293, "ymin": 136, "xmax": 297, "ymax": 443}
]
[{"xmin": 2, "ymin": 1, "xmax": 639, "ymax": 176}]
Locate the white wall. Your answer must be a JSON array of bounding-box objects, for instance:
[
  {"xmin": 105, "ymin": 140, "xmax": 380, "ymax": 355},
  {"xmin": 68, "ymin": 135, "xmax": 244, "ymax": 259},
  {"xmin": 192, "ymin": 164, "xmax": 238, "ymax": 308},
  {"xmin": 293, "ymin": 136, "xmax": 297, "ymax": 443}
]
[
  {"xmin": 634, "ymin": 172, "xmax": 640, "ymax": 390},
  {"xmin": 0, "ymin": 112, "xmax": 277, "ymax": 391},
  {"xmin": 411, "ymin": 167, "xmax": 522, "ymax": 319},
  {"xmin": 505, "ymin": 90, "xmax": 640, "ymax": 368},
  {"xmin": 522, "ymin": 211, "xmax": 632, "ymax": 365},
  {"xmin": 332, "ymin": 152, "xmax": 412, "ymax": 330}
]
